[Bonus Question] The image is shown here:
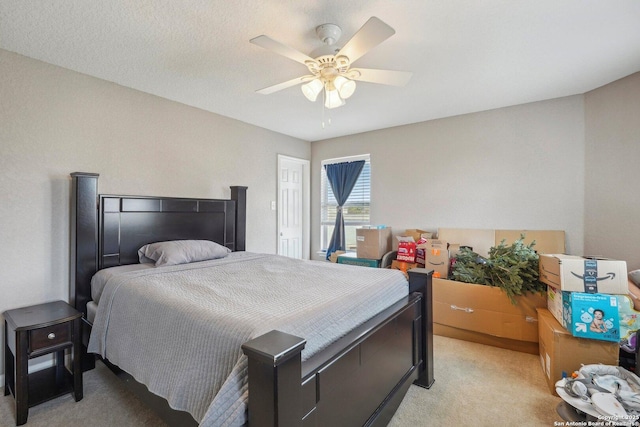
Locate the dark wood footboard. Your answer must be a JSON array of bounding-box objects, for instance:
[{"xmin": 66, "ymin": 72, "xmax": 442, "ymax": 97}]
[{"xmin": 243, "ymin": 269, "xmax": 433, "ymax": 427}]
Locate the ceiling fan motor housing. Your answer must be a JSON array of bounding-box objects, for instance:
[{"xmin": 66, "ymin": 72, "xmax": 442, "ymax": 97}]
[{"xmin": 316, "ymin": 23, "xmax": 342, "ymax": 46}]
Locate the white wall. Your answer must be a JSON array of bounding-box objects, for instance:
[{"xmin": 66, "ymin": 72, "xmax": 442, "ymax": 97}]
[
  {"xmin": 0, "ymin": 49, "xmax": 310, "ymax": 376},
  {"xmin": 584, "ymin": 72, "xmax": 640, "ymax": 270},
  {"xmin": 311, "ymin": 96, "xmax": 586, "ymax": 259}
]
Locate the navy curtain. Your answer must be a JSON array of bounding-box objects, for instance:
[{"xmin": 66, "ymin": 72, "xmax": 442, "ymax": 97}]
[{"xmin": 325, "ymin": 160, "xmax": 366, "ymax": 260}]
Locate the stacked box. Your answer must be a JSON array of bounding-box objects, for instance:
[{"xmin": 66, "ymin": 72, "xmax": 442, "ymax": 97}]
[
  {"xmin": 539, "ymin": 254, "xmax": 627, "ymax": 294},
  {"xmin": 537, "ymin": 308, "xmax": 619, "ymax": 395},
  {"xmin": 337, "ymin": 253, "xmax": 380, "ymax": 268},
  {"xmin": 396, "ymin": 241, "xmax": 416, "ymax": 262},
  {"xmin": 542, "ymin": 255, "xmax": 629, "ymax": 344},
  {"xmin": 418, "ymin": 239, "xmax": 448, "ymax": 278},
  {"xmin": 356, "ymin": 227, "xmax": 392, "ymax": 259},
  {"xmin": 546, "ymin": 289, "xmax": 620, "ymax": 342}
]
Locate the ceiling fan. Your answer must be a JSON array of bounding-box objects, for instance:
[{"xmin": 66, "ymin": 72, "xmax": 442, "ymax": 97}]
[{"xmin": 250, "ymin": 17, "xmax": 412, "ymax": 109}]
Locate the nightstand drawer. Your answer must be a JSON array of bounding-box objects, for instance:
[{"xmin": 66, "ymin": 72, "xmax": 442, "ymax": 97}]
[{"xmin": 29, "ymin": 323, "xmax": 71, "ymax": 353}]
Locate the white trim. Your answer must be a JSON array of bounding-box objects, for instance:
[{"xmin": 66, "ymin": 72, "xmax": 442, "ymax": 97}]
[{"xmin": 277, "ymin": 155, "xmax": 311, "ymax": 260}]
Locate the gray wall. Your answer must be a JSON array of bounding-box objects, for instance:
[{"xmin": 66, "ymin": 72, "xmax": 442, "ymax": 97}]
[
  {"xmin": 0, "ymin": 49, "xmax": 310, "ymax": 377},
  {"xmin": 311, "ymin": 95, "xmax": 586, "ymax": 259},
  {"xmin": 311, "ymin": 72, "xmax": 640, "ymax": 272},
  {"xmin": 584, "ymin": 72, "xmax": 640, "ymax": 270},
  {"xmin": 1, "ymin": 45, "xmax": 637, "ymax": 382}
]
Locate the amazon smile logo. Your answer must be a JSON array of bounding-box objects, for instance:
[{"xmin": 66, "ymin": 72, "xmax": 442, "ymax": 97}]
[{"xmin": 570, "ymin": 271, "xmax": 616, "ymax": 281}]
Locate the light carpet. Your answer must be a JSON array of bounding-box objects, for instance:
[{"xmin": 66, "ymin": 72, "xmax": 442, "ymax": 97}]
[{"xmin": 1, "ymin": 335, "xmax": 564, "ymax": 426}]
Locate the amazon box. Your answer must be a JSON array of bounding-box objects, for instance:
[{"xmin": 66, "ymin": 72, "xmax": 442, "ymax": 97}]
[
  {"xmin": 539, "ymin": 254, "xmax": 628, "ymax": 294},
  {"xmin": 537, "ymin": 308, "xmax": 619, "ymax": 395},
  {"xmin": 418, "ymin": 239, "xmax": 449, "ymax": 278}
]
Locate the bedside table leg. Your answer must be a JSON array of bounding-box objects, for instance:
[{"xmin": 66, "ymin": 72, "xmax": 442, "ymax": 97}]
[
  {"xmin": 72, "ymin": 318, "xmax": 83, "ymax": 401},
  {"xmin": 15, "ymin": 330, "xmax": 29, "ymax": 425}
]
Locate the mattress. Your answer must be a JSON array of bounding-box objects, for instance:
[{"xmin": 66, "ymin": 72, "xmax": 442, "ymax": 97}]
[
  {"xmin": 87, "ymin": 252, "xmax": 408, "ymax": 427},
  {"xmin": 86, "ymin": 300, "xmax": 98, "ymax": 324},
  {"xmin": 91, "ymin": 262, "xmax": 154, "ymax": 304}
]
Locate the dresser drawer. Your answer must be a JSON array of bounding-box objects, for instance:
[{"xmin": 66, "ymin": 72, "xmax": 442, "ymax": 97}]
[{"xmin": 29, "ymin": 323, "xmax": 71, "ymax": 353}]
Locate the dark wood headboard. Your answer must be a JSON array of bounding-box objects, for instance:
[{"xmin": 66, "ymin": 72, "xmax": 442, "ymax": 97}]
[{"xmin": 69, "ymin": 172, "xmax": 247, "ymax": 316}]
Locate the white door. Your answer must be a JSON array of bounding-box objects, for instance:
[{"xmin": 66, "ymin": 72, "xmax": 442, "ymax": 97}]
[{"xmin": 277, "ymin": 155, "xmax": 309, "ymax": 259}]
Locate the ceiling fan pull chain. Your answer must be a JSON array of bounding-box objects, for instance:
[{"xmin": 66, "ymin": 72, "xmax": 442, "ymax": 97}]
[{"xmin": 322, "ymin": 87, "xmax": 326, "ymax": 129}]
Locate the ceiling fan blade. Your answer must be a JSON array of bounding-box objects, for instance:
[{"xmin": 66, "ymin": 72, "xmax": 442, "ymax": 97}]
[
  {"xmin": 256, "ymin": 75, "xmax": 315, "ymax": 95},
  {"xmin": 337, "ymin": 17, "xmax": 396, "ymax": 64},
  {"xmin": 250, "ymin": 35, "xmax": 316, "ymax": 65},
  {"xmin": 349, "ymin": 68, "xmax": 412, "ymax": 86}
]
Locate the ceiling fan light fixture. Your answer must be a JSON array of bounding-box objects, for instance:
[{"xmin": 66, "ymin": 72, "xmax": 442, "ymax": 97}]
[
  {"xmin": 324, "ymin": 89, "xmax": 345, "ymax": 109},
  {"xmin": 301, "ymin": 79, "xmax": 323, "ymax": 102},
  {"xmin": 334, "ymin": 76, "xmax": 356, "ymax": 99}
]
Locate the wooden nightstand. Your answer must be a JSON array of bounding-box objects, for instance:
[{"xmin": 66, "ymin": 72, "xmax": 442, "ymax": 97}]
[{"xmin": 3, "ymin": 300, "xmax": 83, "ymax": 425}]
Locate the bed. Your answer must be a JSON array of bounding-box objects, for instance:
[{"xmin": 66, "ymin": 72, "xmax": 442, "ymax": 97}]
[{"xmin": 69, "ymin": 172, "xmax": 434, "ymax": 426}]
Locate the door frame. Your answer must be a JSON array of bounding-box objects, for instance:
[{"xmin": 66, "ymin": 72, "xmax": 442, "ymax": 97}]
[{"xmin": 277, "ymin": 155, "xmax": 310, "ymax": 259}]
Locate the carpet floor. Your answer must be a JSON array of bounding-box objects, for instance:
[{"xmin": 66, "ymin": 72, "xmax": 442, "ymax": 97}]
[{"xmin": 1, "ymin": 335, "xmax": 564, "ymax": 426}]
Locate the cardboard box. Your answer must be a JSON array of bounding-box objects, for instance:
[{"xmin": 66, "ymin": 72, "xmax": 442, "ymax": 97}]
[
  {"xmin": 437, "ymin": 228, "xmax": 496, "ymax": 257},
  {"xmin": 328, "ymin": 250, "xmax": 346, "ymax": 263},
  {"xmin": 397, "ymin": 241, "xmax": 416, "ymax": 262},
  {"xmin": 337, "ymin": 252, "xmax": 381, "ymax": 268},
  {"xmin": 447, "ymin": 243, "xmax": 463, "ymax": 259},
  {"xmin": 402, "ymin": 229, "xmax": 432, "ymax": 242},
  {"xmin": 548, "ymin": 291, "xmax": 620, "ymax": 342},
  {"xmin": 433, "ymin": 278, "xmax": 547, "ymax": 352},
  {"xmin": 495, "ymin": 230, "xmax": 565, "ymax": 254},
  {"xmin": 537, "ymin": 308, "xmax": 619, "ymax": 395},
  {"xmin": 546, "ymin": 286, "xmax": 569, "ymax": 328},
  {"xmin": 550, "ymin": 288, "xmax": 638, "ymax": 344},
  {"xmin": 433, "ymin": 324, "xmax": 540, "ymax": 354},
  {"xmin": 414, "ymin": 236, "xmax": 431, "ymax": 265},
  {"xmin": 356, "ymin": 227, "xmax": 392, "ymax": 259},
  {"xmin": 419, "ymin": 239, "xmax": 449, "ymax": 278},
  {"xmin": 438, "ymin": 228, "xmax": 565, "ymax": 257},
  {"xmin": 539, "ymin": 254, "xmax": 628, "ymax": 294},
  {"xmin": 574, "ymin": 294, "xmax": 619, "ymax": 343}
]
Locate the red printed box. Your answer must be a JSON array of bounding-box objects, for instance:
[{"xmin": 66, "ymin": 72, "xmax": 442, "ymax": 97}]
[{"xmin": 397, "ymin": 241, "xmax": 416, "ymax": 262}]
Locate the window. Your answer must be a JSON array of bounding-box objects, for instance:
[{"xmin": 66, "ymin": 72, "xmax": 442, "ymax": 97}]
[{"xmin": 320, "ymin": 155, "xmax": 371, "ymax": 252}]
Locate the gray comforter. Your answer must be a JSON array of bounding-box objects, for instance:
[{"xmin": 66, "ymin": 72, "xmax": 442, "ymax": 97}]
[{"xmin": 88, "ymin": 252, "xmax": 408, "ymax": 426}]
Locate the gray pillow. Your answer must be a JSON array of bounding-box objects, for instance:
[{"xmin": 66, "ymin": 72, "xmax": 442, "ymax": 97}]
[
  {"xmin": 138, "ymin": 240, "xmax": 231, "ymax": 266},
  {"xmin": 630, "ymin": 270, "xmax": 640, "ymax": 287}
]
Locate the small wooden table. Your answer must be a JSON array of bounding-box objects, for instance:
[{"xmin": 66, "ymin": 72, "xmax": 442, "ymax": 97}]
[{"xmin": 4, "ymin": 300, "xmax": 83, "ymax": 425}]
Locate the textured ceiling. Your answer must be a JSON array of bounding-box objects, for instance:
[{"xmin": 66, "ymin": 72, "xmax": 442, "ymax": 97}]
[{"xmin": 2, "ymin": 1, "xmax": 640, "ymax": 142}]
